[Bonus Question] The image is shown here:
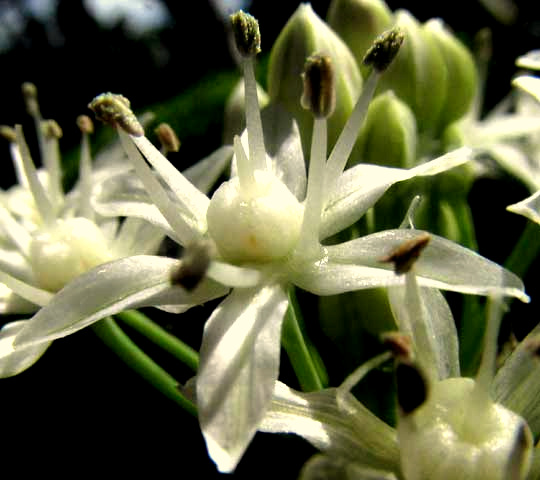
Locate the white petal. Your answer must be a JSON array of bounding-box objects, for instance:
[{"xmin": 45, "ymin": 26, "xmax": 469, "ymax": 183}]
[
  {"xmin": 14, "ymin": 255, "xmax": 224, "ymax": 346},
  {"xmin": 92, "ymin": 171, "xmax": 184, "ymax": 244},
  {"xmin": 111, "ymin": 217, "xmax": 165, "ymax": 256},
  {"xmin": 325, "ymin": 229, "xmax": 529, "ymax": 302},
  {"xmin": 0, "ymin": 320, "xmax": 51, "ymax": 377},
  {"xmin": 492, "ymin": 322, "xmax": 540, "ymax": 436},
  {"xmin": 183, "ymin": 145, "xmax": 233, "ymax": 195},
  {"xmin": 516, "ymin": 50, "xmax": 540, "ymax": 70},
  {"xmin": 513, "ymin": 76, "xmax": 540, "ymax": 103},
  {"xmin": 507, "ymin": 190, "xmax": 540, "ymax": 225},
  {"xmin": 197, "ymin": 284, "xmax": 288, "ymax": 473},
  {"xmin": 0, "ymin": 284, "xmax": 39, "ymax": 314},
  {"xmin": 260, "ymin": 382, "xmax": 400, "ymax": 471},
  {"xmin": 387, "ymin": 281, "xmax": 460, "ymax": 381},
  {"xmin": 299, "ymin": 455, "xmax": 397, "ymax": 480},
  {"xmin": 321, "ymin": 147, "xmax": 472, "ymax": 239}
]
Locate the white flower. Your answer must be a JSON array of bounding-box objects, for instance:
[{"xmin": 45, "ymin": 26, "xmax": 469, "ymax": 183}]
[
  {"xmin": 0, "ymin": 86, "xmax": 167, "ymax": 377},
  {"xmin": 11, "ymin": 15, "xmax": 528, "ymax": 473},
  {"xmin": 261, "ymin": 239, "xmax": 537, "ymax": 480}
]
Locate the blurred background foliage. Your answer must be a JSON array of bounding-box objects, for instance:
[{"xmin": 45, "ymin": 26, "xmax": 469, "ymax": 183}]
[{"xmin": 0, "ymin": 0, "xmax": 539, "ymax": 478}]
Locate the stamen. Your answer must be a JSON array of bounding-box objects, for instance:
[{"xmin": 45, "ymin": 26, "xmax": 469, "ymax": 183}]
[
  {"xmin": 0, "ymin": 125, "xmax": 16, "ymax": 143},
  {"xmin": 77, "ymin": 115, "xmax": 94, "ymax": 219},
  {"xmin": 41, "ymin": 119, "xmax": 64, "ymax": 209},
  {"xmin": 2, "ymin": 125, "xmax": 28, "ymax": 188},
  {"xmin": 363, "ymin": 28, "xmax": 404, "ymax": 72},
  {"xmin": 324, "ymin": 28, "xmax": 404, "ymax": 197},
  {"xmin": 171, "ymin": 241, "xmax": 213, "ymax": 291},
  {"xmin": 88, "ymin": 92, "xmax": 144, "ymax": 137},
  {"xmin": 301, "ymin": 54, "xmax": 336, "ymax": 119},
  {"xmin": 379, "ymin": 233, "xmax": 431, "ymax": 274},
  {"xmin": 296, "ymin": 55, "xmax": 337, "ymax": 257},
  {"xmin": 14, "ymin": 125, "xmax": 54, "ymax": 225},
  {"xmin": 230, "ymin": 10, "xmax": 267, "ymax": 172},
  {"xmin": 21, "ymin": 82, "xmax": 40, "ymax": 117},
  {"xmin": 155, "ymin": 123, "xmax": 181, "ymax": 156},
  {"xmin": 396, "ymin": 360, "xmax": 428, "ymax": 415}
]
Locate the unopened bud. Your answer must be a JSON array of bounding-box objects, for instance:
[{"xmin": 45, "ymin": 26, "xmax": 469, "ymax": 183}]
[
  {"xmin": 379, "ymin": 232, "xmax": 431, "ymax": 274},
  {"xmin": 230, "ymin": 10, "xmax": 261, "ymax": 57},
  {"xmin": 170, "ymin": 241, "xmax": 213, "ymax": 291},
  {"xmin": 77, "ymin": 115, "xmax": 94, "ymax": 135},
  {"xmin": 42, "ymin": 119, "xmax": 63, "ymax": 139},
  {"xmin": 0, "ymin": 125, "xmax": 17, "ymax": 143},
  {"xmin": 301, "ymin": 54, "xmax": 336, "ymax": 118},
  {"xmin": 21, "ymin": 82, "xmax": 40, "ymax": 116},
  {"xmin": 88, "ymin": 92, "xmax": 144, "ymax": 137},
  {"xmin": 155, "ymin": 123, "xmax": 180, "ymax": 153},
  {"xmin": 363, "ymin": 28, "xmax": 404, "ymax": 72},
  {"xmin": 327, "ymin": 0, "xmax": 393, "ymax": 76}
]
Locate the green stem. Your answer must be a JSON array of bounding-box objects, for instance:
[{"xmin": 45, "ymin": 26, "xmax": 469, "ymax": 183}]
[
  {"xmin": 504, "ymin": 220, "xmax": 540, "ymax": 279},
  {"xmin": 116, "ymin": 309, "xmax": 199, "ymax": 372},
  {"xmin": 92, "ymin": 317, "xmax": 197, "ymax": 417},
  {"xmin": 281, "ymin": 288, "xmax": 327, "ymax": 392}
]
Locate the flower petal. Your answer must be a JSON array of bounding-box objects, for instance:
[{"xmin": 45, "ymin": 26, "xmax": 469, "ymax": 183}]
[
  {"xmin": 325, "ymin": 229, "xmax": 529, "ymax": 302},
  {"xmin": 197, "ymin": 284, "xmax": 289, "ymax": 473},
  {"xmin": 321, "ymin": 147, "xmax": 472, "ymax": 239},
  {"xmin": 492, "ymin": 322, "xmax": 540, "ymax": 436},
  {"xmin": 507, "ymin": 190, "xmax": 540, "ymax": 225},
  {"xmin": 260, "ymin": 382, "xmax": 400, "ymax": 472},
  {"xmin": 299, "ymin": 454, "xmax": 398, "ymax": 480},
  {"xmin": 183, "ymin": 145, "xmax": 234, "ymax": 195},
  {"xmin": 0, "ymin": 320, "xmax": 51, "ymax": 377},
  {"xmin": 14, "ymin": 255, "xmax": 226, "ymax": 347}
]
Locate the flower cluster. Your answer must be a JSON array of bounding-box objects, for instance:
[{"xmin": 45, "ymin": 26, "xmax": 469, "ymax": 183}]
[{"xmin": 2, "ymin": 1, "xmax": 540, "ymax": 478}]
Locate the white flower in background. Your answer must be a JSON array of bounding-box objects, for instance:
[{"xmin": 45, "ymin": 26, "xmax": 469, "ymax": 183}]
[
  {"xmin": 48, "ymin": 15, "xmax": 529, "ymax": 473},
  {"xmin": 261, "ymin": 233, "xmax": 537, "ymax": 480},
  {"xmin": 0, "ymin": 84, "xmax": 169, "ymax": 377},
  {"xmin": 502, "ymin": 50, "xmax": 540, "ymax": 224}
]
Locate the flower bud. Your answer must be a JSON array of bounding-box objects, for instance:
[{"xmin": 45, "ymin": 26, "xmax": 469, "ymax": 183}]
[
  {"xmin": 267, "ymin": 4, "xmax": 362, "ymax": 156},
  {"xmin": 327, "ymin": 0, "xmax": 393, "ymax": 77},
  {"xmin": 355, "ymin": 91, "xmax": 417, "ymax": 168},
  {"xmin": 376, "ymin": 10, "xmax": 448, "ymax": 137},
  {"xmin": 424, "ymin": 19, "xmax": 478, "ymax": 133}
]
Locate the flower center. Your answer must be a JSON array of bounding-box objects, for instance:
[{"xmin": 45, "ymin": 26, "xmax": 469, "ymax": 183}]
[
  {"xmin": 398, "ymin": 377, "xmax": 532, "ymax": 480},
  {"xmin": 29, "ymin": 217, "xmax": 113, "ymax": 292},
  {"xmin": 206, "ymin": 170, "xmax": 303, "ymax": 264}
]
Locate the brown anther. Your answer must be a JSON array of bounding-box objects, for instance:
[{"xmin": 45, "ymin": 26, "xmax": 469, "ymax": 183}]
[
  {"xmin": 380, "ymin": 232, "xmax": 431, "ymax": 275},
  {"xmin": 42, "ymin": 119, "xmax": 63, "ymax": 139},
  {"xmin": 155, "ymin": 123, "xmax": 180, "ymax": 153},
  {"xmin": 77, "ymin": 115, "xmax": 94, "ymax": 135},
  {"xmin": 396, "ymin": 360, "xmax": 429, "ymax": 415},
  {"xmin": 301, "ymin": 54, "xmax": 336, "ymax": 119},
  {"xmin": 0, "ymin": 125, "xmax": 17, "ymax": 143},
  {"xmin": 170, "ymin": 241, "xmax": 213, "ymax": 291},
  {"xmin": 381, "ymin": 331, "xmax": 413, "ymax": 361},
  {"xmin": 88, "ymin": 92, "xmax": 144, "ymax": 137}
]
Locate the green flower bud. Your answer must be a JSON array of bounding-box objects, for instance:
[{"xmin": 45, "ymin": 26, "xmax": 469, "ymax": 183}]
[
  {"xmin": 355, "ymin": 90, "xmax": 417, "ymax": 168},
  {"xmin": 267, "ymin": 3, "xmax": 362, "ymax": 157},
  {"xmin": 424, "ymin": 19, "xmax": 478, "ymax": 133},
  {"xmin": 376, "ymin": 10, "xmax": 448, "ymax": 138},
  {"xmin": 327, "ymin": 0, "xmax": 393, "ymax": 77},
  {"xmin": 223, "ymin": 78, "xmax": 269, "ymax": 144}
]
